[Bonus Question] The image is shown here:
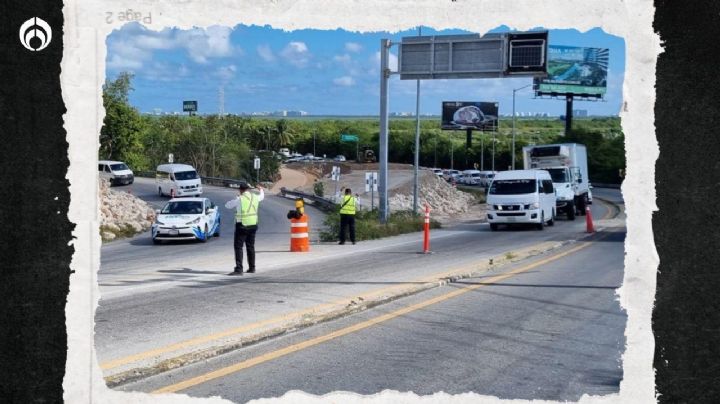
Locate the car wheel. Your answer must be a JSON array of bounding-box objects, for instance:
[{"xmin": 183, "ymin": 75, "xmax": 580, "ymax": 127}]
[
  {"xmin": 152, "ymin": 238, "xmax": 161, "ymax": 245},
  {"xmin": 567, "ymin": 202, "xmax": 576, "ymax": 220},
  {"xmin": 548, "ymin": 209, "xmax": 555, "ymax": 226},
  {"xmin": 158, "ymin": 187, "xmax": 163, "ymax": 197},
  {"xmin": 490, "ymin": 223, "xmax": 498, "ymax": 231},
  {"xmin": 214, "ymin": 220, "xmax": 220, "ymax": 237},
  {"xmin": 170, "ymin": 188, "xmax": 176, "ymax": 198},
  {"xmin": 537, "ymin": 213, "xmax": 545, "ymax": 230}
]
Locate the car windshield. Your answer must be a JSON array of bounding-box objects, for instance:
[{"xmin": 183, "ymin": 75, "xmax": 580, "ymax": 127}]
[
  {"xmin": 547, "ymin": 168, "xmax": 569, "ymax": 183},
  {"xmin": 471, "ymin": 173, "xmax": 480, "ymax": 177},
  {"xmin": 161, "ymin": 201, "xmax": 204, "ymax": 215},
  {"xmin": 110, "ymin": 163, "xmax": 129, "ymax": 171},
  {"xmin": 489, "ymin": 179, "xmax": 537, "ymax": 195},
  {"xmin": 175, "ymin": 170, "xmax": 198, "ymax": 181}
]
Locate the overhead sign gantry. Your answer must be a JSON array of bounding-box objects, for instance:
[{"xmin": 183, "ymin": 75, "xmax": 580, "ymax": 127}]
[{"xmin": 377, "ymin": 31, "xmax": 549, "ymax": 222}]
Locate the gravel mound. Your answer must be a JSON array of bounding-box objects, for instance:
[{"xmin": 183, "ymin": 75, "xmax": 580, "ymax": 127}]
[
  {"xmin": 389, "ymin": 171, "xmax": 476, "ymax": 215},
  {"xmin": 99, "ymin": 179, "xmax": 155, "ymax": 241}
]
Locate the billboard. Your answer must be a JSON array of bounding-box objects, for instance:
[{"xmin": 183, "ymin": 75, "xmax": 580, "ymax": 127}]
[
  {"xmin": 183, "ymin": 100, "xmax": 198, "ymax": 112},
  {"xmin": 535, "ymin": 46, "xmax": 609, "ymax": 98},
  {"xmin": 441, "ymin": 101, "xmax": 499, "ymax": 131}
]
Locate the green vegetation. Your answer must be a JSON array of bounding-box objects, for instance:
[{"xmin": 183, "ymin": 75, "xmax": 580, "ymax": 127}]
[
  {"xmin": 102, "ymin": 71, "xmax": 625, "ymax": 185},
  {"xmin": 319, "ymin": 209, "xmax": 441, "ymax": 242}
]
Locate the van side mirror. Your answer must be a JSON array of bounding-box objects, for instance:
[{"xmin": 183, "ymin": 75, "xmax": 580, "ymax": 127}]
[{"xmin": 155, "ymin": 209, "xmax": 161, "ymax": 215}]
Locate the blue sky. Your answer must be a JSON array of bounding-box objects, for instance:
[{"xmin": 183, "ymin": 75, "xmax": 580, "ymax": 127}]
[{"xmin": 106, "ymin": 24, "xmax": 625, "ymax": 116}]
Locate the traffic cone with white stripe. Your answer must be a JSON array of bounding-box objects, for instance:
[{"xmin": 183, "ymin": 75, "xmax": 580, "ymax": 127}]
[
  {"xmin": 585, "ymin": 206, "xmax": 595, "ymax": 233},
  {"xmin": 423, "ymin": 204, "xmax": 431, "ymax": 254}
]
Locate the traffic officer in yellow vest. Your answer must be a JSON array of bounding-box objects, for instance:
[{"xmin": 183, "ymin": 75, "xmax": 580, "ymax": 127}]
[
  {"xmin": 225, "ymin": 182, "xmax": 264, "ymax": 275},
  {"xmin": 338, "ymin": 188, "xmax": 357, "ymax": 245}
]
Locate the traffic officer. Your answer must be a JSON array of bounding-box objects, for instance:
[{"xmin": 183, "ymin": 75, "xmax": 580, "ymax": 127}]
[
  {"xmin": 338, "ymin": 188, "xmax": 357, "ymax": 245},
  {"xmin": 225, "ymin": 182, "xmax": 264, "ymax": 275}
]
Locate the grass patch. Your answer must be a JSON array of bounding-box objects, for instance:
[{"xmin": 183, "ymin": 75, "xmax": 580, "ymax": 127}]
[
  {"xmin": 320, "ymin": 209, "xmax": 441, "ymax": 242},
  {"xmin": 100, "ymin": 224, "xmax": 144, "ymax": 242},
  {"xmin": 505, "ymin": 252, "xmax": 517, "ymax": 260},
  {"xmin": 456, "ymin": 185, "xmax": 487, "ymax": 203}
]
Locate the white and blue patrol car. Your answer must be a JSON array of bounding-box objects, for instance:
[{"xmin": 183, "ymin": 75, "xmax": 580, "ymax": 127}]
[{"xmin": 151, "ymin": 197, "xmax": 220, "ymax": 244}]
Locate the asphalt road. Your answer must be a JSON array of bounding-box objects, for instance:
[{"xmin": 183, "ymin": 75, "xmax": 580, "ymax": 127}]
[
  {"xmin": 96, "ymin": 182, "xmax": 622, "ymax": 386},
  {"xmin": 123, "ymin": 229, "xmax": 626, "ymax": 401}
]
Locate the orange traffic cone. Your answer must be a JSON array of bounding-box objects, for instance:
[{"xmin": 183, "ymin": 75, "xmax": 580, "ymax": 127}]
[{"xmin": 585, "ymin": 206, "xmax": 595, "ymax": 233}]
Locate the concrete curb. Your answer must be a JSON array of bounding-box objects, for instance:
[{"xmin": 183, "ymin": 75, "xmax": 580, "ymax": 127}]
[{"xmin": 104, "ymin": 239, "xmax": 572, "ymax": 388}]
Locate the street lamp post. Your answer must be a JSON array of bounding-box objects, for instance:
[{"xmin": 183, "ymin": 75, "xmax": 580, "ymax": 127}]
[{"xmin": 512, "ymin": 84, "xmax": 533, "ymax": 170}]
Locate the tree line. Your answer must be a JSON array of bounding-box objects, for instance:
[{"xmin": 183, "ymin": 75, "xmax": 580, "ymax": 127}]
[{"xmin": 101, "ymin": 72, "xmax": 625, "ymax": 184}]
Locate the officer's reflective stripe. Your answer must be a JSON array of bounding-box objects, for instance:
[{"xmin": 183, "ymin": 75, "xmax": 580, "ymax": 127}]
[
  {"xmin": 290, "ymin": 223, "xmax": 308, "ymax": 228},
  {"xmin": 290, "ymin": 233, "xmax": 309, "ymax": 238}
]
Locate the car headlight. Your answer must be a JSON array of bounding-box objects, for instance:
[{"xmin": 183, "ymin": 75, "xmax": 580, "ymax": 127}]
[
  {"xmin": 186, "ymin": 217, "xmax": 201, "ymax": 225},
  {"xmin": 524, "ymin": 202, "xmax": 539, "ymax": 210}
]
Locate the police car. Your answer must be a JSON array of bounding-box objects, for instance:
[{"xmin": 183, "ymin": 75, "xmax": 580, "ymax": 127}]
[{"xmin": 151, "ymin": 198, "xmax": 220, "ymax": 244}]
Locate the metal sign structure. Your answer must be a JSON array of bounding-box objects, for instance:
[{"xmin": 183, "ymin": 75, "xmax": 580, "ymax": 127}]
[
  {"xmin": 365, "ymin": 172, "xmax": 378, "ymax": 211},
  {"xmin": 378, "ymin": 31, "xmax": 549, "ymax": 223},
  {"xmin": 399, "ymin": 31, "xmax": 548, "ymax": 80},
  {"xmin": 253, "ymin": 157, "xmax": 260, "ymax": 184},
  {"xmin": 168, "ymin": 153, "xmax": 174, "ymax": 163}
]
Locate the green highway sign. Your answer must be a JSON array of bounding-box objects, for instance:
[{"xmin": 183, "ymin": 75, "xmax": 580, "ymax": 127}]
[{"xmin": 340, "ymin": 134, "xmax": 359, "ymax": 142}]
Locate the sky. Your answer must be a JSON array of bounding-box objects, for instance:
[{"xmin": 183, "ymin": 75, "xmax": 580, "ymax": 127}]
[{"xmin": 106, "ymin": 24, "xmax": 625, "ymax": 117}]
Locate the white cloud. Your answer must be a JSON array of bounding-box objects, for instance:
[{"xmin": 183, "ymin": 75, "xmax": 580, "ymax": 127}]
[
  {"xmin": 333, "ymin": 76, "xmax": 356, "ymax": 86},
  {"xmin": 371, "ymin": 51, "xmax": 398, "ymax": 72},
  {"xmin": 216, "ymin": 65, "xmax": 237, "ymax": 82},
  {"xmin": 257, "ymin": 44, "xmax": 276, "ymax": 62},
  {"xmin": 106, "ymin": 24, "xmax": 237, "ymax": 72},
  {"xmin": 280, "ymin": 41, "xmax": 310, "ymax": 68},
  {"xmin": 334, "ymin": 54, "xmax": 351, "ymax": 65},
  {"xmin": 345, "ymin": 42, "xmax": 362, "ymax": 53}
]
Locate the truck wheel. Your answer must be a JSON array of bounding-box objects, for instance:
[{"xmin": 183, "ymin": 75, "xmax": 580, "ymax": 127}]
[
  {"xmin": 578, "ymin": 196, "xmax": 587, "ymax": 216},
  {"xmin": 548, "ymin": 209, "xmax": 555, "ymax": 226},
  {"xmin": 490, "ymin": 223, "xmax": 498, "ymax": 231},
  {"xmin": 536, "ymin": 213, "xmax": 545, "ymax": 230},
  {"xmin": 158, "ymin": 187, "xmax": 163, "ymax": 197},
  {"xmin": 567, "ymin": 203, "xmax": 576, "ymax": 220}
]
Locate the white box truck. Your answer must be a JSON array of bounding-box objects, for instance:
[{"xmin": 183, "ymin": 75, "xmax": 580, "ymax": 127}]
[{"xmin": 522, "ymin": 143, "xmax": 590, "ymax": 220}]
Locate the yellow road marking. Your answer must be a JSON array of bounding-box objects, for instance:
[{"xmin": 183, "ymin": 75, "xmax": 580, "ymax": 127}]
[
  {"xmin": 152, "ymin": 240, "xmax": 598, "ymax": 394},
  {"xmin": 100, "ymin": 242, "xmax": 555, "ymax": 371}
]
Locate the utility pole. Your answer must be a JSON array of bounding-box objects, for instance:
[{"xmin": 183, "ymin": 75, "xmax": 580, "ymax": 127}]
[
  {"xmin": 378, "ymin": 38, "xmax": 391, "ymax": 223},
  {"xmin": 512, "ymin": 83, "xmax": 532, "ymax": 170},
  {"xmin": 412, "ymin": 26, "xmax": 422, "ymax": 215}
]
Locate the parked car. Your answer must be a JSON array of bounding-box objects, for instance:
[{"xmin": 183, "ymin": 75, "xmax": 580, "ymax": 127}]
[
  {"xmin": 151, "ymin": 197, "xmax": 220, "ymax": 244},
  {"xmin": 278, "ymin": 148, "xmax": 291, "ymax": 158},
  {"xmin": 460, "ymin": 170, "xmax": 483, "ymax": 185},
  {"xmin": 98, "ymin": 160, "xmax": 134, "ymax": 186},
  {"xmin": 443, "ymin": 169, "xmax": 460, "ymax": 182},
  {"xmin": 432, "ymin": 168, "xmax": 444, "ymax": 177},
  {"xmin": 334, "ymin": 155, "xmax": 346, "ymax": 162},
  {"xmin": 476, "ymin": 171, "xmax": 497, "ymax": 187}
]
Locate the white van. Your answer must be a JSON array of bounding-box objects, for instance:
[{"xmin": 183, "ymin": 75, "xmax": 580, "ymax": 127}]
[
  {"xmin": 98, "ymin": 160, "xmax": 134, "ymax": 186},
  {"xmin": 477, "ymin": 171, "xmax": 497, "ymax": 187},
  {"xmin": 156, "ymin": 163, "xmax": 203, "ymax": 197},
  {"xmin": 460, "ymin": 170, "xmax": 483, "ymax": 185},
  {"xmin": 486, "ymin": 170, "xmax": 556, "ymax": 231}
]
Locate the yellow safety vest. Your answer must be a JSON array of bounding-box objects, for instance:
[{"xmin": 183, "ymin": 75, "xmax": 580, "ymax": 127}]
[
  {"xmin": 236, "ymin": 192, "xmax": 259, "ymax": 225},
  {"xmin": 339, "ymin": 195, "xmax": 356, "ymax": 215}
]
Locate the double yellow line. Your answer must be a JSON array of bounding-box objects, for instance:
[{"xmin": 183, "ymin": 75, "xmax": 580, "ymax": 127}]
[{"xmin": 152, "ymin": 239, "xmax": 598, "ymax": 394}]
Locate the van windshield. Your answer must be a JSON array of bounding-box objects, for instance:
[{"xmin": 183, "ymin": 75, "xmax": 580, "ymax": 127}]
[
  {"xmin": 547, "ymin": 168, "xmax": 569, "ymax": 183},
  {"xmin": 489, "ymin": 179, "xmax": 537, "ymax": 195},
  {"xmin": 110, "ymin": 163, "xmax": 129, "ymax": 171},
  {"xmin": 161, "ymin": 201, "xmax": 204, "ymax": 215},
  {"xmin": 175, "ymin": 170, "xmax": 199, "ymax": 181}
]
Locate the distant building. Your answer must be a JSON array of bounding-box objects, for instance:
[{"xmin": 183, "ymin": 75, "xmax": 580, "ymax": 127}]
[
  {"xmin": 287, "ymin": 110, "xmax": 308, "ymax": 116},
  {"xmin": 573, "ymin": 109, "xmax": 589, "ymax": 117}
]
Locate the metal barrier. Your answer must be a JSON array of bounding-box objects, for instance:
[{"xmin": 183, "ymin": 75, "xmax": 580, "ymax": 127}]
[{"xmin": 279, "ymin": 187, "xmax": 337, "ymax": 212}]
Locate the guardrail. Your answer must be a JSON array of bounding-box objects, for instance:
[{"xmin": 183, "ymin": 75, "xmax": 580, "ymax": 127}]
[
  {"xmin": 279, "ymin": 187, "xmax": 338, "ymax": 212},
  {"xmin": 136, "ymin": 171, "xmax": 264, "ymax": 189}
]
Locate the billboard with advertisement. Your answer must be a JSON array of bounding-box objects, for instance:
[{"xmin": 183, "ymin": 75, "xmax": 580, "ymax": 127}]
[
  {"xmin": 535, "ymin": 46, "xmax": 609, "ymax": 98},
  {"xmin": 441, "ymin": 101, "xmax": 499, "ymax": 131}
]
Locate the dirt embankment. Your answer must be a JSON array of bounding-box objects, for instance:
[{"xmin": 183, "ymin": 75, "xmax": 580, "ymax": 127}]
[{"xmin": 277, "ymin": 163, "xmax": 486, "ymax": 223}]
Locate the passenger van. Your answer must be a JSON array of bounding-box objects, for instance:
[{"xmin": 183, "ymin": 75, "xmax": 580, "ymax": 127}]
[
  {"xmin": 486, "ymin": 170, "xmax": 556, "ymax": 231},
  {"xmin": 156, "ymin": 163, "xmax": 203, "ymax": 197},
  {"xmin": 477, "ymin": 171, "xmax": 496, "ymax": 187},
  {"xmin": 98, "ymin": 160, "xmax": 134, "ymax": 186}
]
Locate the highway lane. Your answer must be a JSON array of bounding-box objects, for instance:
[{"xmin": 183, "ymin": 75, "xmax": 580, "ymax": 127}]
[
  {"xmin": 124, "ymin": 229, "xmax": 627, "ymax": 401},
  {"xmin": 100, "ymin": 178, "xmax": 326, "ymax": 274},
  {"xmin": 96, "ymin": 187, "xmax": 622, "ymax": 381}
]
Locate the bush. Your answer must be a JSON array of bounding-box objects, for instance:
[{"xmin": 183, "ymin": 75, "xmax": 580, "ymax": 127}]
[
  {"xmin": 313, "ymin": 180, "xmax": 324, "ymax": 197},
  {"xmin": 319, "ymin": 209, "xmax": 441, "ymax": 242}
]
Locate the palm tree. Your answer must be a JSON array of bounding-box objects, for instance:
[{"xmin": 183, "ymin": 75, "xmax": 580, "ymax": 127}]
[{"xmin": 275, "ymin": 119, "xmax": 295, "ymax": 148}]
